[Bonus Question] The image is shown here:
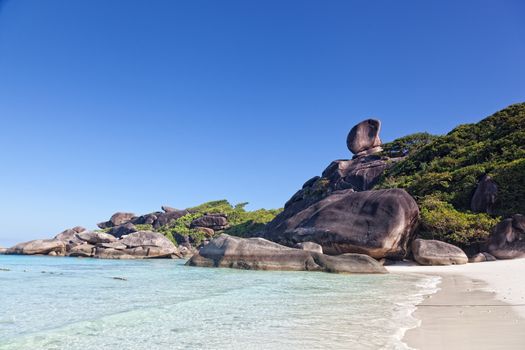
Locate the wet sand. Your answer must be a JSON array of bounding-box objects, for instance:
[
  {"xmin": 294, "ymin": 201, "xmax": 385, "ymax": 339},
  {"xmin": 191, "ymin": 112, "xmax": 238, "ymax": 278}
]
[{"xmin": 387, "ymin": 259, "xmax": 525, "ymax": 350}]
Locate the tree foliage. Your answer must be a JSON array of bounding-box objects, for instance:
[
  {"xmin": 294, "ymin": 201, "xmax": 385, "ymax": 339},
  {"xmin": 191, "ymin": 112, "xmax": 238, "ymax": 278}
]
[
  {"xmin": 418, "ymin": 195, "xmax": 499, "ymax": 246},
  {"xmin": 381, "ymin": 132, "xmax": 437, "ymax": 158}
]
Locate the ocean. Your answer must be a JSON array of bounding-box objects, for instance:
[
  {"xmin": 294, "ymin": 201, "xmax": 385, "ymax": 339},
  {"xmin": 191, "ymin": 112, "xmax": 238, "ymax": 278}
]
[{"xmin": 0, "ymin": 255, "xmax": 438, "ymax": 350}]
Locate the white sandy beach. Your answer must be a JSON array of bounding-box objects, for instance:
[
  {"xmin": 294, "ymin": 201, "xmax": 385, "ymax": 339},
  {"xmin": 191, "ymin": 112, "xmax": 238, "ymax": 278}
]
[{"xmin": 387, "ymin": 259, "xmax": 525, "ymax": 349}]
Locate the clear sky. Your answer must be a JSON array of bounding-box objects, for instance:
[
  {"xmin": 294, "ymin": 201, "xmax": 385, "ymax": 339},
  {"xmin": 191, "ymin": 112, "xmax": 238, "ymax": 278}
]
[{"xmin": 0, "ymin": 0, "xmax": 524, "ymax": 245}]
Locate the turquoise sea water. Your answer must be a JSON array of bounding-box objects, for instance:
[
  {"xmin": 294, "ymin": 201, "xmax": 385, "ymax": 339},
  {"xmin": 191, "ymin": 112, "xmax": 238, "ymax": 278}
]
[{"xmin": 0, "ymin": 255, "xmax": 438, "ymax": 350}]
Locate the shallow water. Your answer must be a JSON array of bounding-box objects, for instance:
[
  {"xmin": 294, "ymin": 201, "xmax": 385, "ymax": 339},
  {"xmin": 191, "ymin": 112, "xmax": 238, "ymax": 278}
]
[{"xmin": 0, "ymin": 255, "xmax": 438, "ymax": 350}]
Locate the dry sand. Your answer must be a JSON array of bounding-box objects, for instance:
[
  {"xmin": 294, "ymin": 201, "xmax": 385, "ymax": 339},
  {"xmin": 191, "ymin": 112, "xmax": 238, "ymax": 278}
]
[{"xmin": 387, "ymin": 259, "xmax": 525, "ymax": 350}]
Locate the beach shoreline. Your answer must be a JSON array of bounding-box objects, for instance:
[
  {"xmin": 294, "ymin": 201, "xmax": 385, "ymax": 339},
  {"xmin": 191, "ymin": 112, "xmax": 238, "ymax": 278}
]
[{"xmin": 387, "ymin": 259, "xmax": 525, "ymax": 349}]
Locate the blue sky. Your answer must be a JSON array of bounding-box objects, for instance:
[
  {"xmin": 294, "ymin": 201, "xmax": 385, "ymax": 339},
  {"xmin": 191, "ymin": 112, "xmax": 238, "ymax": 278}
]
[{"xmin": 0, "ymin": 0, "xmax": 524, "ymax": 245}]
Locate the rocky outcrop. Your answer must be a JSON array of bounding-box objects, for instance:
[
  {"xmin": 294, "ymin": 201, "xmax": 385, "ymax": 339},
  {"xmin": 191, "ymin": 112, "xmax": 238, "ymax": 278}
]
[
  {"xmin": 274, "ymin": 120, "xmax": 403, "ymax": 243},
  {"xmin": 488, "ymin": 215, "xmax": 525, "ymax": 259},
  {"xmin": 347, "ymin": 119, "xmax": 382, "ymax": 157},
  {"xmin": 279, "ymin": 155, "xmax": 401, "ymax": 229},
  {"xmin": 42, "ymin": 225, "xmax": 183, "ymax": 260},
  {"xmin": 471, "ymin": 175, "xmax": 498, "ymax": 214},
  {"xmin": 190, "ymin": 214, "xmax": 229, "ymax": 231},
  {"xmin": 97, "ymin": 212, "xmax": 136, "ymax": 229},
  {"xmin": 264, "ymin": 188, "xmax": 419, "ymax": 259},
  {"xmin": 107, "ymin": 222, "xmax": 137, "ymax": 238},
  {"xmin": 0, "ymin": 246, "xmax": 6, "ymax": 254},
  {"xmin": 412, "ymin": 239, "xmax": 468, "ymax": 265},
  {"xmin": 6, "ymin": 239, "xmax": 66, "ymax": 256},
  {"xmin": 468, "ymin": 252, "xmax": 497, "ymax": 263},
  {"xmin": 187, "ymin": 235, "xmax": 387, "ymax": 274}
]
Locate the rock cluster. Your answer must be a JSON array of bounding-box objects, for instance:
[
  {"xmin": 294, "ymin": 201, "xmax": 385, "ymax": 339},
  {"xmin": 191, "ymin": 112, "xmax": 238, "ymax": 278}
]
[
  {"xmin": 274, "ymin": 120, "xmax": 406, "ymax": 259},
  {"xmin": 97, "ymin": 207, "xmax": 190, "ymax": 231},
  {"xmin": 187, "ymin": 234, "xmax": 387, "ymax": 274},
  {"xmin": 249, "ymin": 117, "xmax": 484, "ymax": 267},
  {"xmin": 253, "ymin": 118, "xmax": 423, "ymax": 262},
  {"xmin": 5, "ymin": 228, "xmax": 180, "ymax": 259},
  {"xmin": 3, "ymin": 202, "xmax": 235, "ymax": 260}
]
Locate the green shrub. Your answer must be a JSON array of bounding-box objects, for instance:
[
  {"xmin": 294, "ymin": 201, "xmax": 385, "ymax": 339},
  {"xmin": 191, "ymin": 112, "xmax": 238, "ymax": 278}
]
[
  {"xmin": 381, "ymin": 132, "xmax": 437, "ymax": 158},
  {"xmin": 492, "ymin": 158, "xmax": 525, "ymax": 216},
  {"xmin": 134, "ymin": 224, "xmax": 153, "ymax": 231},
  {"xmin": 419, "ymin": 195, "xmax": 500, "ymax": 247},
  {"xmin": 225, "ymin": 207, "xmax": 283, "ymax": 237}
]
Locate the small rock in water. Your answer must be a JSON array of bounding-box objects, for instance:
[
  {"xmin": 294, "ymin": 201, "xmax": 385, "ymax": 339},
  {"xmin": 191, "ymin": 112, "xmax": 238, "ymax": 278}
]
[
  {"xmin": 112, "ymin": 276, "xmax": 127, "ymax": 281},
  {"xmin": 0, "ymin": 268, "xmax": 10, "ymax": 271}
]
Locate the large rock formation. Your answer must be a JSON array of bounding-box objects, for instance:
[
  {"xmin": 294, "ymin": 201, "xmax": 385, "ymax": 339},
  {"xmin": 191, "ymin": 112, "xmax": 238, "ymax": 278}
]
[
  {"xmin": 346, "ymin": 119, "xmax": 382, "ymax": 157},
  {"xmin": 0, "ymin": 246, "xmax": 7, "ymax": 254},
  {"xmin": 6, "ymin": 239, "xmax": 66, "ymax": 256},
  {"xmin": 471, "ymin": 174, "xmax": 498, "ymax": 214},
  {"xmin": 269, "ymin": 119, "xmax": 406, "ymax": 255},
  {"xmin": 412, "ymin": 239, "xmax": 468, "ymax": 265},
  {"xmin": 264, "ymin": 188, "xmax": 419, "ymax": 259},
  {"xmin": 280, "ymin": 155, "xmax": 402, "ymax": 227},
  {"xmin": 488, "ymin": 215, "xmax": 525, "ymax": 259},
  {"xmin": 187, "ymin": 234, "xmax": 387, "ymax": 274}
]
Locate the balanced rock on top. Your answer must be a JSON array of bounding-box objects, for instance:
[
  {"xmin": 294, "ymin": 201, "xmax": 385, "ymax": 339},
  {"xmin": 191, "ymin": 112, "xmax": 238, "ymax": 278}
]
[{"xmin": 346, "ymin": 119, "xmax": 382, "ymax": 157}]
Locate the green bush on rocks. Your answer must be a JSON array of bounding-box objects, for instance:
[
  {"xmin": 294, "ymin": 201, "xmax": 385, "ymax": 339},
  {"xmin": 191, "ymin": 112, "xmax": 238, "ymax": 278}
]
[
  {"xmin": 418, "ymin": 195, "xmax": 500, "ymax": 247},
  {"xmin": 155, "ymin": 200, "xmax": 282, "ymax": 245}
]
